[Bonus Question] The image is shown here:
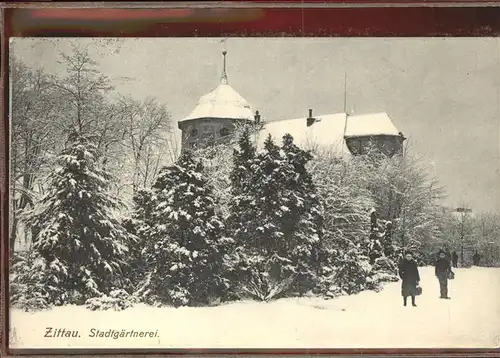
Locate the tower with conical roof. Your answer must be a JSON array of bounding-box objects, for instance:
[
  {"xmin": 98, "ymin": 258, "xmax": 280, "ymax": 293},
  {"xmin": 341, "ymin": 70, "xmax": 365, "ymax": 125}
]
[{"xmin": 178, "ymin": 49, "xmax": 255, "ymax": 151}]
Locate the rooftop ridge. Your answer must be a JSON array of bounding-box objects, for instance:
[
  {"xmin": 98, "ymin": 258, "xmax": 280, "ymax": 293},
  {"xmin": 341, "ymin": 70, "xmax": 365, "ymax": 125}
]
[
  {"xmin": 262, "ymin": 111, "xmax": 392, "ymax": 125},
  {"xmin": 263, "ymin": 112, "xmax": 348, "ymax": 125}
]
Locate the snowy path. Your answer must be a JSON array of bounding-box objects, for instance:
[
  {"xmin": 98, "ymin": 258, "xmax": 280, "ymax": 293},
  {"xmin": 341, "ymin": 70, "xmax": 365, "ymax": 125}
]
[{"xmin": 10, "ymin": 267, "xmax": 500, "ymax": 349}]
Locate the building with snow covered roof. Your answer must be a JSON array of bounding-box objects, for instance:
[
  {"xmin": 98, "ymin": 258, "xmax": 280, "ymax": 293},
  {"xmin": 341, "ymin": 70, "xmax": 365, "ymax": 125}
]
[
  {"xmin": 178, "ymin": 51, "xmax": 406, "ymax": 158},
  {"xmin": 177, "ymin": 50, "xmax": 256, "ymax": 151}
]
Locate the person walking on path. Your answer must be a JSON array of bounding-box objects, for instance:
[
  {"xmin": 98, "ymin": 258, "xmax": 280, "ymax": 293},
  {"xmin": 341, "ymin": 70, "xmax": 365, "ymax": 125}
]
[
  {"xmin": 398, "ymin": 251, "xmax": 420, "ymax": 307},
  {"xmin": 473, "ymin": 251, "xmax": 481, "ymax": 266},
  {"xmin": 452, "ymin": 251, "xmax": 459, "ymax": 268},
  {"xmin": 435, "ymin": 249, "xmax": 453, "ymax": 299},
  {"xmin": 443, "ymin": 247, "xmax": 452, "ymax": 262}
]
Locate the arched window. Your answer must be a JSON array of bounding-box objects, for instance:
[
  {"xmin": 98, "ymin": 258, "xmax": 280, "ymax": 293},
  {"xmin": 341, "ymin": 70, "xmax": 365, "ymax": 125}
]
[{"xmin": 219, "ymin": 127, "xmax": 230, "ymax": 137}]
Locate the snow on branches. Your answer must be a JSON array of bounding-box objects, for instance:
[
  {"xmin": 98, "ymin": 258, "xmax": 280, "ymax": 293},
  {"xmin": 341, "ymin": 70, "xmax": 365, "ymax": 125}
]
[
  {"xmin": 133, "ymin": 151, "xmax": 232, "ymax": 307},
  {"xmin": 12, "ymin": 133, "xmax": 133, "ymax": 309}
]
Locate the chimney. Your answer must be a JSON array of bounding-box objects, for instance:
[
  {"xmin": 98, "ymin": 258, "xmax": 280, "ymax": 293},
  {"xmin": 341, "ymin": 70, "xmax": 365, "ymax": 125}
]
[{"xmin": 307, "ymin": 108, "xmax": 315, "ymax": 127}]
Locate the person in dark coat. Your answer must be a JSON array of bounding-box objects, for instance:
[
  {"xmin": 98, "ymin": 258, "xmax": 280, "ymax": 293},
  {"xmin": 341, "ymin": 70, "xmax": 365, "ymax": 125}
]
[
  {"xmin": 443, "ymin": 246, "xmax": 452, "ymax": 262},
  {"xmin": 472, "ymin": 251, "xmax": 481, "ymax": 266},
  {"xmin": 398, "ymin": 251, "xmax": 420, "ymax": 307},
  {"xmin": 452, "ymin": 251, "xmax": 459, "ymax": 268},
  {"xmin": 435, "ymin": 249, "xmax": 453, "ymax": 299}
]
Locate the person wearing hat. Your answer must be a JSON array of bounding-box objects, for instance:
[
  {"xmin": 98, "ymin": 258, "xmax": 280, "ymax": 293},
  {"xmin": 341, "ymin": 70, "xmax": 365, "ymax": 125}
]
[
  {"xmin": 398, "ymin": 251, "xmax": 420, "ymax": 307},
  {"xmin": 435, "ymin": 249, "xmax": 453, "ymax": 299},
  {"xmin": 472, "ymin": 251, "xmax": 481, "ymax": 266},
  {"xmin": 452, "ymin": 251, "xmax": 459, "ymax": 268}
]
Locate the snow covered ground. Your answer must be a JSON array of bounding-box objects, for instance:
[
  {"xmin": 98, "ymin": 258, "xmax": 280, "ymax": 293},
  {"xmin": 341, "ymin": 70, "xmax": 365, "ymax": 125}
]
[{"xmin": 9, "ymin": 267, "xmax": 500, "ymax": 349}]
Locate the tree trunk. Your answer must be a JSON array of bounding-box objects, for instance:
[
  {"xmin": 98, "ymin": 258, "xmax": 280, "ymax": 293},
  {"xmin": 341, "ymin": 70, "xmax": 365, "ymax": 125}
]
[
  {"xmin": 460, "ymin": 240, "xmax": 464, "ymax": 264},
  {"xmin": 10, "ymin": 217, "xmax": 18, "ymax": 254}
]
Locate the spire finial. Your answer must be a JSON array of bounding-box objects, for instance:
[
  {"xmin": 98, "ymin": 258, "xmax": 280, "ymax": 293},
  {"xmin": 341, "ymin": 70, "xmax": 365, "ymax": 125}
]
[{"xmin": 220, "ymin": 39, "xmax": 228, "ymax": 84}]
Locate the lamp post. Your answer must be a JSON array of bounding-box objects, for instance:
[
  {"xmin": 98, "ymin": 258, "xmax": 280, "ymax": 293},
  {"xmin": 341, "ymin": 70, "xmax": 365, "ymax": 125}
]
[{"xmin": 454, "ymin": 207, "xmax": 472, "ymax": 264}]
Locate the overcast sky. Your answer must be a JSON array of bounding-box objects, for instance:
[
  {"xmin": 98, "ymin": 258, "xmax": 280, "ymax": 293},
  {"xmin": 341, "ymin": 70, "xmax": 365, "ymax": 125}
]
[{"xmin": 11, "ymin": 37, "xmax": 500, "ymax": 213}]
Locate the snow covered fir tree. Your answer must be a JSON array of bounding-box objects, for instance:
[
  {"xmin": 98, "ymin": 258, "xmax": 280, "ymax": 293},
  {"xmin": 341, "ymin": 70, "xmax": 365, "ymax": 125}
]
[
  {"xmin": 9, "ymin": 43, "xmax": 500, "ymax": 320},
  {"xmin": 228, "ymin": 131, "xmax": 326, "ymax": 299},
  {"xmin": 11, "ymin": 132, "xmax": 132, "ymax": 310},
  {"xmin": 131, "ymin": 150, "xmax": 232, "ymax": 307}
]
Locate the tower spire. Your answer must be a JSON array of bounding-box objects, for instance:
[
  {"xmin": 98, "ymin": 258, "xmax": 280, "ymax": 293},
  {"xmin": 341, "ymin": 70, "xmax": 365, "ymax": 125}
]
[{"xmin": 220, "ymin": 39, "xmax": 228, "ymax": 84}]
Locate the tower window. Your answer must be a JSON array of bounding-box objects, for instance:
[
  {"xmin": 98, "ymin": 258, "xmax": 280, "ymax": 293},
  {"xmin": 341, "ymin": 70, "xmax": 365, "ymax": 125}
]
[
  {"xmin": 190, "ymin": 128, "xmax": 198, "ymax": 137},
  {"xmin": 220, "ymin": 127, "xmax": 230, "ymax": 137}
]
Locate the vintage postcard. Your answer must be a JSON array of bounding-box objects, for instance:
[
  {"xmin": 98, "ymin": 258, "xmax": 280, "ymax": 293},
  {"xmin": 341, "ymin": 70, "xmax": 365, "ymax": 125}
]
[{"xmin": 7, "ymin": 36, "xmax": 500, "ymax": 350}]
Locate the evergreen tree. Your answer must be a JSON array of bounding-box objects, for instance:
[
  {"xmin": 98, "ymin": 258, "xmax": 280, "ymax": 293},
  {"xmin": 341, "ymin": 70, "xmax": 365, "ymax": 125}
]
[
  {"xmin": 229, "ymin": 126, "xmax": 257, "ymax": 195},
  {"xmin": 230, "ymin": 133, "xmax": 324, "ymax": 296},
  {"xmin": 227, "ymin": 127, "xmax": 259, "ymax": 254},
  {"xmin": 26, "ymin": 132, "xmax": 130, "ymax": 305},
  {"xmin": 10, "ymin": 251, "xmax": 55, "ymax": 310},
  {"xmin": 280, "ymin": 134, "xmax": 324, "ymax": 292},
  {"xmin": 122, "ymin": 188, "xmax": 155, "ymax": 289},
  {"xmin": 138, "ymin": 151, "xmax": 232, "ymax": 307}
]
